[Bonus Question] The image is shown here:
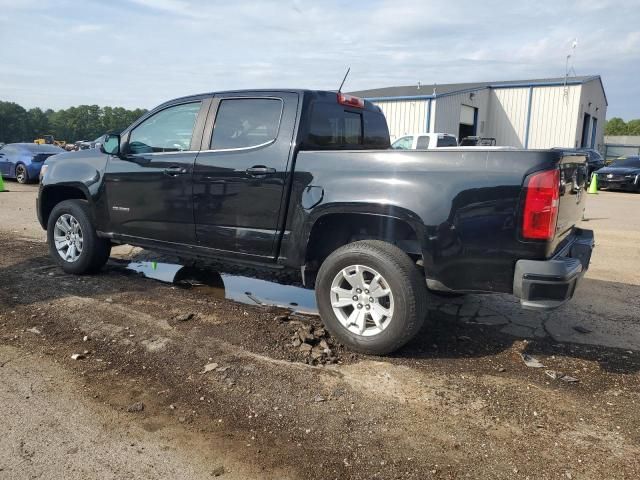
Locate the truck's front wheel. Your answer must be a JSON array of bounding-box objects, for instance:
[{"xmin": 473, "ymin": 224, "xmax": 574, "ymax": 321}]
[
  {"xmin": 315, "ymin": 240, "xmax": 427, "ymax": 355},
  {"xmin": 47, "ymin": 200, "xmax": 111, "ymax": 274}
]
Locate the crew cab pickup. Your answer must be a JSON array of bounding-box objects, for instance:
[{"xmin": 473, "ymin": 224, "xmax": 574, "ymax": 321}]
[{"xmin": 37, "ymin": 90, "xmax": 594, "ymax": 354}]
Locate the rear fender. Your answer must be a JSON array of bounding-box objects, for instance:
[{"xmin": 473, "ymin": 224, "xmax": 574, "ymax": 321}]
[{"xmin": 285, "ymin": 202, "xmax": 428, "ymax": 268}]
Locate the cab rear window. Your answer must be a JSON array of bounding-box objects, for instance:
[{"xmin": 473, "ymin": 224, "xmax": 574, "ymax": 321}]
[{"xmin": 302, "ymin": 102, "xmax": 389, "ymax": 150}]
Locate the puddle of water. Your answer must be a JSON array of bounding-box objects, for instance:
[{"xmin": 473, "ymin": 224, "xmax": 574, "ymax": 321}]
[{"xmin": 126, "ymin": 261, "xmax": 318, "ymax": 314}]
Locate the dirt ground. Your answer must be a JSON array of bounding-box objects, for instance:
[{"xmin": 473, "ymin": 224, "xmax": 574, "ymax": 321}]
[{"xmin": 1, "ymin": 181, "xmax": 639, "ymax": 479}]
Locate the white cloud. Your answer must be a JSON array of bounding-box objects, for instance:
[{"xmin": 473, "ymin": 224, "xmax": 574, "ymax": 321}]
[
  {"xmin": 71, "ymin": 24, "xmax": 103, "ymax": 33},
  {"xmin": 0, "ymin": 0, "xmax": 638, "ymax": 118},
  {"xmin": 129, "ymin": 0, "xmax": 196, "ymax": 16},
  {"xmin": 97, "ymin": 55, "xmax": 114, "ymax": 65}
]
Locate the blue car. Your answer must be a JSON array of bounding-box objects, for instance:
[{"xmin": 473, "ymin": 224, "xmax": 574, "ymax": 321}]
[{"xmin": 0, "ymin": 143, "xmax": 64, "ymax": 183}]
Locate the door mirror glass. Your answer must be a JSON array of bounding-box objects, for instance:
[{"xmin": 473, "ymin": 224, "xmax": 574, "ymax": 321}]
[{"xmin": 101, "ymin": 134, "xmax": 121, "ymax": 155}]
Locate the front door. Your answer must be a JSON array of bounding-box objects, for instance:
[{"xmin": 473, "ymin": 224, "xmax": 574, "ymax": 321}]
[
  {"xmin": 193, "ymin": 92, "xmax": 299, "ymax": 258},
  {"xmin": 103, "ymin": 99, "xmax": 208, "ymax": 243}
]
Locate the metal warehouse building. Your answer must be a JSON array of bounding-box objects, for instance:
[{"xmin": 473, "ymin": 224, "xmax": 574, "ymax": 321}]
[{"xmin": 350, "ymin": 75, "xmax": 607, "ymax": 150}]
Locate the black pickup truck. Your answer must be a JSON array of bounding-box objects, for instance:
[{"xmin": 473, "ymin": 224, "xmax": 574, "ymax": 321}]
[{"xmin": 37, "ymin": 89, "xmax": 594, "ymax": 354}]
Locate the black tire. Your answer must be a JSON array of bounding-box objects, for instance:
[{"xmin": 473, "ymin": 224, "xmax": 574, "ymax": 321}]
[
  {"xmin": 315, "ymin": 240, "xmax": 428, "ymax": 355},
  {"xmin": 47, "ymin": 199, "xmax": 111, "ymax": 274},
  {"xmin": 15, "ymin": 163, "xmax": 29, "ymax": 184}
]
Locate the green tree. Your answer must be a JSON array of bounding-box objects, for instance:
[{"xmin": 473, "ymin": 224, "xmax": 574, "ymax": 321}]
[
  {"xmin": 604, "ymin": 117, "xmax": 628, "ymax": 135},
  {"xmin": 625, "ymin": 119, "xmax": 640, "ymax": 136},
  {"xmin": 27, "ymin": 107, "xmax": 51, "ymax": 138},
  {"xmin": 0, "ymin": 101, "xmax": 29, "ymax": 142},
  {"xmin": 0, "ymin": 101, "xmax": 146, "ymax": 143}
]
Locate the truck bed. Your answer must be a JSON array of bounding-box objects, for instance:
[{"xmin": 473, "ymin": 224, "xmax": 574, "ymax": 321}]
[{"xmin": 292, "ymin": 148, "xmax": 587, "ymax": 293}]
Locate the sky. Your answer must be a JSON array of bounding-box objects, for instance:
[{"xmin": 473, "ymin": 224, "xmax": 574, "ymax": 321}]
[{"xmin": 0, "ymin": 0, "xmax": 638, "ymax": 119}]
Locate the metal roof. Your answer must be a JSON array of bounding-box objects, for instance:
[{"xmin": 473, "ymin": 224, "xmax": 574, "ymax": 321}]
[{"xmin": 349, "ymin": 75, "xmax": 605, "ymax": 102}]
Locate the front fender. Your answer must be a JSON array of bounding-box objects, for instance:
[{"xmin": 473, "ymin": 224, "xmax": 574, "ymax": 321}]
[
  {"xmin": 38, "ymin": 151, "xmax": 110, "ymax": 229},
  {"xmin": 41, "ymin": 151, "xmax": 108, "ymax": 198}
]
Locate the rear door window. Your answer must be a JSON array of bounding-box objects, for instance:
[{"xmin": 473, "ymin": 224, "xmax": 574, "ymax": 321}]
[
  {"xmin": 416, "ymin": 135, "xmax": 431, "ymax": 149},
  {"xmin": 210, "ymin": 98, "xmax": 283, "ymax": 150}
]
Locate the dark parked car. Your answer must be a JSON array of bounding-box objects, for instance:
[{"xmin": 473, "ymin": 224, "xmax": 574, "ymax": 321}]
[
  {"xmin": 37, "ymin": 89, "xmax": 593, "ymax": 354},
  {"xmin": 460, "ymin": 136, "xmax": 497, "ymax": 146},
  {"xmin": 595, "ymin": 156, "xmax": 640, "ymax": 191},
  {"xmin": 0, "ymin": 143, "xmax": 64, "ymax": 183},
  {"xmin": 76, "ymin": 135, "xmax": 108, "ymax": 150},
  {"xmin": 552, "ymin": 148, "xmax": 605, "ymax": 180}
]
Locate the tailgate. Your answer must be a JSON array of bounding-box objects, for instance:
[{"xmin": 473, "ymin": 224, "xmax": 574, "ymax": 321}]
[{"xmin": 552, "ymin": 153, "xmax": 588, "ymax": 250}]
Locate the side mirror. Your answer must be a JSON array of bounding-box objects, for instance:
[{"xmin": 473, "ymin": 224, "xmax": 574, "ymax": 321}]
[{"xmin": 101, "ymin": 134, "xmax": 121, "ymax": 155}]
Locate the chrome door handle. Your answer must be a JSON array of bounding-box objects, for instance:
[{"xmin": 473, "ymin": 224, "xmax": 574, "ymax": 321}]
[
  {"xmin": 164, "ymin": 166, "xmax": 187, "ymax": 176},
  {"xmin": 246, "ymin": 166, "xmax": 276, "ymax": 176}
]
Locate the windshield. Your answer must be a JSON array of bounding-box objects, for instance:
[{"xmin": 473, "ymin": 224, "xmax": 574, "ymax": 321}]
[{"xmin": 610, "ymin": 157, "xmax": 640, "ymax": 168}]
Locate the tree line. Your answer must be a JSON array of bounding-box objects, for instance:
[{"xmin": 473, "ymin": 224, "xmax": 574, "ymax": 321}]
[
  {"xmin": 0, "ymin": 100, "xmax": 147, "ymax": 144},
  {"xmin": 604, "ymin": 118, "xmax": 640, "ymax": 136}
]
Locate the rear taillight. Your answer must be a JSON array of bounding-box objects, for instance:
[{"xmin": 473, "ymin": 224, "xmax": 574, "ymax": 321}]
[
  {"xmin": 522, "ymin": 169, "xmax": 560, "ymax": 240},
  {"xmin": 337, "ymin": 93, "xmax": 365, "ymax": 108}
]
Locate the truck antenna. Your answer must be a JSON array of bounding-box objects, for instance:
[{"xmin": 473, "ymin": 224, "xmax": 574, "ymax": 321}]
[{"xmin": 338, "ymin": 67, "xmax": 351, "ymax": 93}]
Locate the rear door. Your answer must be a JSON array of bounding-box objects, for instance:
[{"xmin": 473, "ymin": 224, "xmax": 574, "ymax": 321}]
[{"xmin": 193, "ymin": 92, "xmax": 299, "ymax": 258}]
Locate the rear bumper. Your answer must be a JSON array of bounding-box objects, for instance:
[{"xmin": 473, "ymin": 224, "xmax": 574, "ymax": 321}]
[{"xmin": 513, "ymin": 228, "xmax": 594, "ymax": 310}]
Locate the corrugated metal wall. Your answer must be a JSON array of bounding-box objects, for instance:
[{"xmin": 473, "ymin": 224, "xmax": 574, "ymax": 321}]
[
  {"xmin": 371, "ymin": 99, "xmax": 428, "ymax": 140},
  {"xmin": 369, "ymin": 79, "xmax": 606, "ymax": 150},
  {"xmin": 433, "ymin": 89, "xmax": 489, "ymax": 137},
  {"xmin": 577, "ymin": 79, "xmax": 607, "ymax": 151},
  {"xmin": 527, "ymin": 85, "xmax": 581, "ymax": 149},
  {"xmin": 485, "ymin": 88, "xmax": 530, "ymax": 148}
]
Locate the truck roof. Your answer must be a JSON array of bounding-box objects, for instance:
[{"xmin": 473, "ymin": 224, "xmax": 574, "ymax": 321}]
[{"xmin": 155, "ymin": 89, "xmax": 382, "ymax": 113}]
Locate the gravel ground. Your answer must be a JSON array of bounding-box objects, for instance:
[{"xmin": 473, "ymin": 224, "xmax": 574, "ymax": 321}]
[{"xmin": 0, "ymin": 180, "xmax": 639, "ymax": 479}]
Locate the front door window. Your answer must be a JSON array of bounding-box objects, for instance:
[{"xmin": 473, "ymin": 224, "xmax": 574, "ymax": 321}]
[{"xmin": 128, "ymin": 102, "xmax": 201, "ymax": 154}]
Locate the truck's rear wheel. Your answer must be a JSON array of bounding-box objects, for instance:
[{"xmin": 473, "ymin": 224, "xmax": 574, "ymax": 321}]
[
  {"xmin": 316, "ymin": 240, "xmax": 427, "ymax": 355},
  {"xmin": 47, "ymin": 200, "xmax": 111, "ymax": 274}
]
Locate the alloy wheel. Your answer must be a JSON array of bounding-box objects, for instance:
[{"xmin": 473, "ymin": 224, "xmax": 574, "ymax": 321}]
[
  {"xmin": 53, "ymin": 213, "xmax": 84, "ymax": 262},
  {"xmin": 16, "ymin": 165, "xmax": 26, "ymax": 183},
  {"xmin": 329, "ymin": 264, "xmax": 395, "ymax": 337}
]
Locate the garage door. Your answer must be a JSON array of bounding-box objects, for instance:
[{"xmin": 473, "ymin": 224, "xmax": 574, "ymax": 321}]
[{"xmin": 460, "ymin": 105, "xmax": 475, "ymax": 125}]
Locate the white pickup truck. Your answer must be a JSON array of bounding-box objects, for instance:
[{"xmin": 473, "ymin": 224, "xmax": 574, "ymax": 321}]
[{"xmin": 391, "ymin": 133, "xmax": 458, "ymax": 150}]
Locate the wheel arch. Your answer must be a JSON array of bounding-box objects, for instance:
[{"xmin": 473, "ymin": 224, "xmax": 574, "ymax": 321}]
[
  {"xmin": 39, "ymin": 184, "xmax": 92, "ymax": 229},
  {"xmin": 300, "ymin": 205, "xmax": 427, "ymax": 285}
]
